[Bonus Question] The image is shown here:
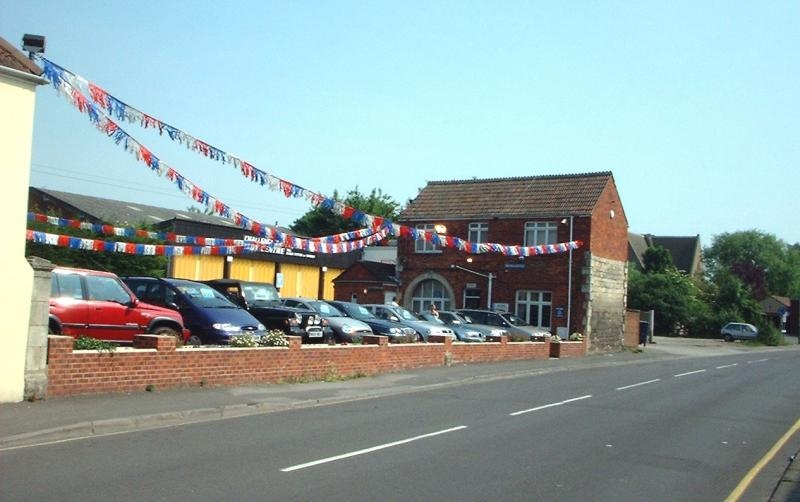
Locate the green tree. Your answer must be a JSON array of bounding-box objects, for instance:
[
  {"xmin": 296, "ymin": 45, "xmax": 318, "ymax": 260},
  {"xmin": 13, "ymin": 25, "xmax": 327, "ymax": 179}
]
[
  {"xmin": 628, "ymin": 266, "xmax": 707, "ymax": 335},
  {"xmin": 704, "ymin": 230, "xmax": 800, "ymax": 298},
  {"xmin": 642, "ymin": 245, "xmax": 674, "ymax": 274},
  {"xmin": 290, "ymin": 187, "xmax": 401, "ymax": 237}
]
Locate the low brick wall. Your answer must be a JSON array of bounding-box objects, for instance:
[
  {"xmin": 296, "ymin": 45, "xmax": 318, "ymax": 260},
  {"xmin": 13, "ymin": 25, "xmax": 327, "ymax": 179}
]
[
  {"xmin": 549, "ymin": 341, "xmax": 586, "ymax": 358},
  {"xmin": 46, "ymin": 333, "xmax": 560, "ymax": 397}
]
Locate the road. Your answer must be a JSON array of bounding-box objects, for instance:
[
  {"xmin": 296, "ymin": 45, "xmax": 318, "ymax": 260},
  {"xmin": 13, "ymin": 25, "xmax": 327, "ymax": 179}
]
[{"xmin": 2, "ymin": 350, "xmax": 799, "ymax": 501}]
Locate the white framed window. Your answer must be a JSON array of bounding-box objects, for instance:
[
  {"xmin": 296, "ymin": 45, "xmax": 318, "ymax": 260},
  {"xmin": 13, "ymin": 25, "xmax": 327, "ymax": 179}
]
[
  {"xmin": 523, "ymin": 221, "xmax": 558, "ymax": 246},
  {"xmin": 468, "ymin": 222, "xmax": 489, "ymax": 243},
  {"xmin": 515, "ymin": 290, "xmax": 552, "ymax": 329},
  {"xmin": 411, "ymin": 279, "xmax": 451, "ymax": 313},
  {"xmin": 414, "ymin": 224, "xmax": 441, "ymax": 253}
]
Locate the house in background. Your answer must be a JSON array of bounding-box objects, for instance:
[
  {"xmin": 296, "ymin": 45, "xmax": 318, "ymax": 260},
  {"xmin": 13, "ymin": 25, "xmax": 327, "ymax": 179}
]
[
  {"xmin": 628, "ymin": 232, "xmax": 703, "ymax": 277},
  {"xmin": 1, "ymin": 35, "xmax": 47, "ymax": 402},
  {"xmin": 28, "ymin": 187, "xmax": 360, "ymax": 299},
  {"xmin": 396, "ymin": 172, "xmax": 629, "ymax": 353},
  {"xmin": 333, "ymin": 261, "xmax": 400, "ymax": 305}
]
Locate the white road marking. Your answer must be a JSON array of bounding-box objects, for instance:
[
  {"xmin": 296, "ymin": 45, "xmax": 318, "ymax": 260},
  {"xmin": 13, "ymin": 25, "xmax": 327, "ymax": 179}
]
[
  {"xmin": 716, "ymin": 363, "xmax": 739, "ymax": 369},
  {"xmin": 509, "ymin": 395, "xmax": 592, "ymax": 416},
  {"xmin": 280, "ymin": 425, "xmax": 468, "ymax": 472},
  {"xmin": 674, "ymin": 369, "xmax": 707, "ymax": 378},
  {"xmin": 616, "ymin": 379, "xmax": 661, "ymax": 391}
]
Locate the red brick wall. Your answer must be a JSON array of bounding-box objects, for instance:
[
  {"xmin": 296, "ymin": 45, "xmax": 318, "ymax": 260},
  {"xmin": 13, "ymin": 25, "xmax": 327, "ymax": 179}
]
[
  {"xmin": 397, "ymin": 217, "xmax": 589, "ymax": 334},
  {"xmin": 624, "ymin": 310, "xmax": 641, "ymax": 348},
  {"xmin": 46, "ymin": 334, "xmax": 562, "ymax": 397},
  {"xmin": 588, "ymin": 178, "xmax": 629, "ymax": 261}
]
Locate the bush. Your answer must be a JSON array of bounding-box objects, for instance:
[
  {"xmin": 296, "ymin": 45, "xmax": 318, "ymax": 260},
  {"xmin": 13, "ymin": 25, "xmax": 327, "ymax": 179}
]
[
  {"xmin": 74, "ymin": 335, "xmax": 116, "ymax": 352},
  {"xmin": 389, "ymin": 333, "xmax": 418, "ymax": 344},
  {"xmin": 508, "ymin": 333, "xmax": 529, "ymax": 342},
  {"xmin": 757, "ymin": 323, "xmax": 783, "ymax": 346},
  {"xmin": 260, "ymin": 330, "xmax": 289, "ymax": 347}
]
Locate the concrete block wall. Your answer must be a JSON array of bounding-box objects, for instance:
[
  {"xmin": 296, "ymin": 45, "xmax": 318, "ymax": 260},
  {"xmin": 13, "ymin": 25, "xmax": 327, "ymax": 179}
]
[
  {"xmin": 45, "ymin": 333, "xmax": 574, "ymax": 397},
  {"xmin": 584, "ymin": 253, "xmax": 627, "ymax": 353}
]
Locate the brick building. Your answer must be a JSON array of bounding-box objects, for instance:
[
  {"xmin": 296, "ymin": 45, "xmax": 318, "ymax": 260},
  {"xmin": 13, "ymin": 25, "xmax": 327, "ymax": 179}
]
[{"xmin": 397, "ymin": 172, "xmax": 629, "ymax": 352}]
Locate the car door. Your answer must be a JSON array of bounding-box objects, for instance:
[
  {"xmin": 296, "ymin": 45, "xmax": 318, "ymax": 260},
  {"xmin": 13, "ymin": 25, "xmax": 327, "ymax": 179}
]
[
  {"xmin": 84, "ymin": 274, "xmax": 142, "ymax": 342},
  {"xmin": 50, "ymin": 271, "xmax": 90, "ymax": 336}
]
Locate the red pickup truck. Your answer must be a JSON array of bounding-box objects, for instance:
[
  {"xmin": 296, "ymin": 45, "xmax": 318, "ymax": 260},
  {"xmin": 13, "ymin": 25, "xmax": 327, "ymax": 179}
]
[{"xmin": 48, "ymin": 267, "xmax": 189, "ymax": 344}]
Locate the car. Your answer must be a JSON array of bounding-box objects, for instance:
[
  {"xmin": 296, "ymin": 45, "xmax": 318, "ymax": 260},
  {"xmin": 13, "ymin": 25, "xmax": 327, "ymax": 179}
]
[
  {"xmin": 364, "ymin": 304, "xmax": 455, "ymax": 341},
  {"xmin": 122, "ymin": 277, "xmax": 268, "ymax": 345},
  {"xmin": 205, "ymin": 280, "xmax": 326, "ymax": 344},
  {"xmin": 720, "ymin": 322, "xmax": 759, "ymax": 342},
  {"xmin": 421, "ymin": 310, "xmax": 507, "ymax": 342},
  {"xmin": 456, "ymin": 309, "xmax": 551, "ymax": 340},
  {"xmin": 282, "ymin": 297, "xmax": 373, "ymax": 343},
  {"xmin": 48, "ymin": 267, "xmax": 189, "ymax": 344},
  {"xmin": 325, "ymin": 301, "xmax": 418, "ymax": 342}
]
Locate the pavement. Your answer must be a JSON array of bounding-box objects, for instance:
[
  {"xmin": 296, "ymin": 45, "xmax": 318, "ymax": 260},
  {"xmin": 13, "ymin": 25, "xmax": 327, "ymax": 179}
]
[{"xmin": 2, "ymin": 335, "xmax": 799, "ymax": 500}]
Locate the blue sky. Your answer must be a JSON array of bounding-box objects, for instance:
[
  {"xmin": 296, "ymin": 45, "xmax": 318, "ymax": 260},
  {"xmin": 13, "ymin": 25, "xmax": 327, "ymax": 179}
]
[{"xmin": 3, "ymin": 1, "xmax": 798, "ymax": 246}]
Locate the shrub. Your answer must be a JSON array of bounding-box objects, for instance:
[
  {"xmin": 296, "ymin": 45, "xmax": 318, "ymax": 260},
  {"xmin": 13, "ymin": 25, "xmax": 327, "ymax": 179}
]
[
  {"xmin": 757, "ymin": 323, "xmax": 783, "ymax": 347},
  {"xmin": 389, "ymin": 333, "xmax": 418, "ymax": 344},
  {"xmin": 569, "ymin": 332, "xmax": 583, "ymax": 341},
  {"xmin": 550, "ymin": 335, "xmax": 562, "ymax": 343},
  {"xmin": 229, "ymin": 333, "xmax": 259, "ymax": 348},
  {"xmin": 508, "ymin": 333, "xmax": 529, "ymax": 342},
  {"xmin": 74, "ymin": 335, "xmax": 116, "ymax": 352},
  {"xmin": 259, "ymin": 329, "xmax": 290, "ymax": 347}
]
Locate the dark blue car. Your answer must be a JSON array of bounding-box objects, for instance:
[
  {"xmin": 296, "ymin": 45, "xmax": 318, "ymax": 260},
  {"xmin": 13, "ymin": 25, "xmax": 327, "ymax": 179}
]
[{"xmin": 123, "ymin": 277, "xmax": 268, "ymax": 345}]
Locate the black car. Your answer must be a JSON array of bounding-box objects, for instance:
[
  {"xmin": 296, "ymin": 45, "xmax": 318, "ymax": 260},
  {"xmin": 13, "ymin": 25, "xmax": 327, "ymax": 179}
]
[
  {"xmin": 205, "ymin": 279, "xmax": 326, "ymax": 344},
  {"xmin": 325, "ymin": 301, "xmax": 417, "ymax": 342}
]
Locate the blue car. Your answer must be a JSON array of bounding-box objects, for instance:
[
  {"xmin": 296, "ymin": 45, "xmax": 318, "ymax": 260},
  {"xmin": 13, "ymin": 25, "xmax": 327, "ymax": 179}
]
[
  {"xmin": 325, "ymin": 301, "xmax": 417, "ymax": 342},
  {"xmin": 123, "ymin": 277, "xmax": 268, "ymax": 345}
]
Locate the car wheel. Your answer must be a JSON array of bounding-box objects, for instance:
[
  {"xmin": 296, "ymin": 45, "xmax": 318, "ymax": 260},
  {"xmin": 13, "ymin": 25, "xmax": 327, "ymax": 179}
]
[
  {"xmin": 151, "ymin": 326, "xmax": 182, "ymax": 344},
  {"xmin": 187, "ymin": 334, "xmax": 203, "ymax": 346},
  {"xmin": 48, "ymin": 321, "xmax": 60, "ymax": 335},
  {"xmin": 723, "ymin": 334, "xmax": 733, "ymax": 342}
]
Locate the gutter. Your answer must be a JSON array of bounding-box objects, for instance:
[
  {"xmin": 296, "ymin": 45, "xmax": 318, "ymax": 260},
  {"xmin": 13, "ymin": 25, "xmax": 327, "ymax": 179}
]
[{"xmin": 0, "ymin": 65, "xmax": 49, "ymax": 86}]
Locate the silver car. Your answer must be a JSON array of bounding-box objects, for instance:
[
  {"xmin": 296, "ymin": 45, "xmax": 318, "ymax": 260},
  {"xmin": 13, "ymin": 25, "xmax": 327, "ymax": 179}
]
[
  {"xmin": 364, "ymin": 304, "xmax": 455, "ymax": 342},
  {"xmin": 421, "ymin": 311, "xmax": 507, "ymax": 342},
  {"xmin": 282, "ymin": 298, "xmax": 373, "ymax": 343},
  {"xmin": 720, "ymin": 322, "xmax": 758, "ymax": 342}
]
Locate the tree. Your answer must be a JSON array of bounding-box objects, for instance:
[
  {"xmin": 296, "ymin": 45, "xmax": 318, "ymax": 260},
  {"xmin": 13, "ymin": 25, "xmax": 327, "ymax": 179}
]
[
  {"xmin": 628, "ymin": 266, "xmax": 708, "ymax": 335},
  {"xmin": 642, "ymin": 245, "xmax": 673, "ymax": 274},
  {"xmin": 704, "ymin": 230, "xmax": 800, "ymax": 298},
  {"xmin": 290, "ymin": 187, "xmax": 401, "ymax": 237}
]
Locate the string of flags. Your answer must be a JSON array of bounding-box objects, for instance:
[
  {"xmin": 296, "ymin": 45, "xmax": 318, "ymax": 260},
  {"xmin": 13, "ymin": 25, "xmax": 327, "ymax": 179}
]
[
  {"xmin": 27, "ymin": 212, "xmax": 391, "ymax": 255},
  {"xmin": 38, "ymin": 57, "xmax": 583, "ymax": 258}
]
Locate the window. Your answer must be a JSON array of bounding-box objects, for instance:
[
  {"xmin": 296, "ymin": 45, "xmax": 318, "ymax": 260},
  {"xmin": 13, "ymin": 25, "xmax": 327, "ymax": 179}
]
[
  {"xmin": 414, "ymin": 224, "xmax": 441, "ymax": 253},
  {"xmin": 52, "ymin": 273, "xmax": 83, "ymax": 300},
  {"xmin": 515, "ymin": 290, "xmax": 552, "ymax": 329},
  {"xmin": 524, "ymin": 221, "xmax": 558, "ymax": 246},
  {"xmin": 411, "ymin": 279, "xmax": 451, "ymax": 313},
  {"xmin": 85, "ymin": 275, "xmax": 131, "ymax": 304},
  {"xmin": 463, "ymin": 288, "xmax": 482, "ymax": 309},
  {"xmin": 468, "ymin": 222, "xmax": 488, "ymax": 243}
]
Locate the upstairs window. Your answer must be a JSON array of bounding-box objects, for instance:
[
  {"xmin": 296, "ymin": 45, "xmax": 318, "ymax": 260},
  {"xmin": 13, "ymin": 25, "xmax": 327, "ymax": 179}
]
[
  {"xmin": 524, "ymin": 221, "xmax": 558, "ymax": 246},
  {"xmin": 468, "ymin": 222, "xmax": 489, "ymax": 243},
  {"xmin": 414, "ymin": 224, "xmax": 442, "ymax": 253}
]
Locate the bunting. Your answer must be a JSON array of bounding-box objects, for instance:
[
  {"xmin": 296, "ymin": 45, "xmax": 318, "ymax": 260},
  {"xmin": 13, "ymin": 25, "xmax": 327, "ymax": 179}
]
[{"xmin": 38, "ymin": 57, "xmax": 584, "ymax": 258}]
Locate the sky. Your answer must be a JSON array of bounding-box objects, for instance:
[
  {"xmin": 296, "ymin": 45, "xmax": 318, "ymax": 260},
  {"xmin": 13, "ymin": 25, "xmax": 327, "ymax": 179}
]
[{"xmin": 3, "ymin": 1, "xmax": 798, "ymax": 246}]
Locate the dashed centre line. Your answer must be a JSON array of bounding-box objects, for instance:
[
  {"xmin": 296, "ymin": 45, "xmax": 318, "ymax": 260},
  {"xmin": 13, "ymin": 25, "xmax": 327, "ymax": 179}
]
[
  {"xmin": 616, "ymin": 379, "xmax": 661, "ymax": 391},
  {"xmin": 674, "ymin": 369, "xmax": 707, "ymax": 378},
  {"xmin": 716, "ymin": 363, "xmax": 739, "ymax": 369},
  {"xmin": 509, "ymin": 395, "xmax": 592, "ymax": 416},
  {"xmin": 281, "ymin": 425, "xmax": 468, "ymax": 472}
]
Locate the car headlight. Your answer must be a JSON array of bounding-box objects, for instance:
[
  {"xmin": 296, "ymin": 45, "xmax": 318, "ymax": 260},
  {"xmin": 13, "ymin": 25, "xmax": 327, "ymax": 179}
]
[
  {"xmin": 212, "ymin": 323, "xmax": 241, "ymax": 332},
  {"xmin": 490, "ymin": 329, "xmax": 504, "ymax": 336},
  {"xmin": 389, "ymin": 327, "xmax": 401, "ymax": 334},
  {"xmin": 342, "ymin": 324, "xmax": 354, "ymax": 334},
  {"xmin": 257, "ymin": 324, "xmax": 266, "ymax": 331}
]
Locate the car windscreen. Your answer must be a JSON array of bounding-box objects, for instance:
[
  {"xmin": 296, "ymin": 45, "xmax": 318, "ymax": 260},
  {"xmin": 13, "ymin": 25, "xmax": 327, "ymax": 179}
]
[
  {"xmin": 177, "ymin": 284, "xmax": 236, "ymax": 308},
  {"xmin": 241, "ymin": 284, "xmax": 281, "ymax": 306},
  {"xmin": 395, "ymin": 307, "xmax": 421, "ymax": 321},
  {"xmin": 421, "ymin": 313, "xmax": 446, "ymax": 325},
  {"xmin": 438, "ymin": 312, "xmax": 463, "ymax": 325},
  {"xmin": 504, "ymin": 313, "xmax": 530, "ymax": 326},
  {"xmin": 311, "ymin": 301, "xmax": 344, "ymax": 316},
  {"xmin": 337, "ymin": 303, "xmax": 375, "ymax": 319}
]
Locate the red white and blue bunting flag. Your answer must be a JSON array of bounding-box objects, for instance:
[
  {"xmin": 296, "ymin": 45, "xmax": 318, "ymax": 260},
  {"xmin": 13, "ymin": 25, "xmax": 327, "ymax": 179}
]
[
  {"xmin": 27, "ymin": 227, "xmax": 391, "ymax": 256},
  {"xmin": 39, "ymin": 58, "xmax": 583, "ymax": 257},
  {"xmin": 27, "ymin": 213, "xmax": 390, "ymax": 254},
  {"xmin": 27, "ymin": 212, "xmax": 381, "ymax": 245}
]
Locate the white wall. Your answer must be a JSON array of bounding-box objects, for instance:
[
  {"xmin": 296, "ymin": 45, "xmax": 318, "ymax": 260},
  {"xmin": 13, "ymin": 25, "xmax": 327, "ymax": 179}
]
[{"xmin": 0, "ymin": 71, "xmax": 39, "ymax": 402}]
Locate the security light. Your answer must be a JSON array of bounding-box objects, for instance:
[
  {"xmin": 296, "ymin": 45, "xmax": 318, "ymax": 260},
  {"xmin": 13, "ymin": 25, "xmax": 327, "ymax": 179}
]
[{"xmin": 22, "ymin": 34, "xmax": 45, "ymax": 58}]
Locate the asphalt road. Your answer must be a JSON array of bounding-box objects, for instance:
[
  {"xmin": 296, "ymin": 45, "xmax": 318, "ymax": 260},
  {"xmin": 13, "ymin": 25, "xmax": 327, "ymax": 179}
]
[{"xmin": 2, "ymin": 349, "xmax": 799, "ymax": 501}]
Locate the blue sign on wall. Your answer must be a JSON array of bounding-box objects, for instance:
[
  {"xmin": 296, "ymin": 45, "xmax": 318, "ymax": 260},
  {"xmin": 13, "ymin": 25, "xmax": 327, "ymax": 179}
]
[{"xmin": 555, "ymin": 307, "xmax": 565, "ymax": 318}]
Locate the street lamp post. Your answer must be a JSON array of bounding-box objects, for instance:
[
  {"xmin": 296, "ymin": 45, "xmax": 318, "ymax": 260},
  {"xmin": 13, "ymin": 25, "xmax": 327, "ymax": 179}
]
[{"xmin": 451, "ymin": 264, "xmax": 495, "ymax": 309}]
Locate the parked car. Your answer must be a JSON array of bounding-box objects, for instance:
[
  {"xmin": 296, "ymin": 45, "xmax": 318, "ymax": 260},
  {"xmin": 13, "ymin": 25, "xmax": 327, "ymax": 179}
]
[
  {"xmin": 720, "ymin": 322, "xmax": 759, "ymax": 342},
  {"xmin": 49, "ymin": 267, "xmax": 189, "ymax": 344},
  {"xmin": 421, "ymin": 310, "xmax": 507, "ymax": 342},
  {"xmin": 325, "ymin": 301, "xmax": 418, "ymax": 342},
  {"xmin": 282, "ymin": 297, "xmax": 373, "ymax": 343},
  {"xmin": 364, "ymin": 304, "xmax": 455, "ymax": 341},
  {"xmin": 205, "ymin": 279, "xmax": 325, "ymax": 343},
  {"xmin": 457, "ymin": 309, "xmax": 551, "ymax": 340},
  {"xmin": 122, "ymin": 277, "xmax": 268, "ymax": 345}
]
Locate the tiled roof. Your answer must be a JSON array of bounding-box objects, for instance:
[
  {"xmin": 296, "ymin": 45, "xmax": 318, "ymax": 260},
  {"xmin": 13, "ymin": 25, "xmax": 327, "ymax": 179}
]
[
  {"xmin": 399, "ymin": 172, "xmax": 613, "ymax": 220},
  {"xmin": 31, "ymin": 187, "xmax": 240, "ymax": 229},
  {"xmin": 360, "ymin": 261, "xmax": 399, "ymax": 283},
  {"xmin": 628, "ymin": 232, "xmax": 703, "ymax": 275},
  {"xmin": 0, "ymin": 36, "xmax": 42, "ymax": 76}
]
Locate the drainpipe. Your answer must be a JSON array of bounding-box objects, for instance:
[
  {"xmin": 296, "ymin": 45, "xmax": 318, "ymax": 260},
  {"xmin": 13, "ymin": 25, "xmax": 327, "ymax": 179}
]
[{"xmin": 566, "ymin": 215, "xmax": 574, "ymax": 336}]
